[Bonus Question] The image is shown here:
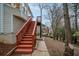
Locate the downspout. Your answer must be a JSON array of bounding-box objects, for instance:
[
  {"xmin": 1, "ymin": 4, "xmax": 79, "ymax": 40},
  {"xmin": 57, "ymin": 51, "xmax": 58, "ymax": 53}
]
[{"xmin": 11, "ymin": 14, "xmax": 13, "ymax": 32}]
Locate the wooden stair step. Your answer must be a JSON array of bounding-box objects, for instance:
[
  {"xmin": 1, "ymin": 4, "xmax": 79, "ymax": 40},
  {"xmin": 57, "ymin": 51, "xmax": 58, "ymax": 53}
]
[
  {"xmin": 20, "ymin": 41, "xmax": 32, "ymax": 44},
  {"xmin": 24, "ymin": 34, "xmax": 32, "ymax": 36},
  {"xmin": 23, "ymin": 36, "xmax": 32, "ymax": 38},
  {"xmin": 15, "ymin": 48, "xmax": 32, "ymax": 54},
  {"xmin": 22, "ymin": 38, "xmax": 32, "ymax": 41},
  {"xmin": 17, "ymin": 44, "xmax": 32, "ymax": 48}
]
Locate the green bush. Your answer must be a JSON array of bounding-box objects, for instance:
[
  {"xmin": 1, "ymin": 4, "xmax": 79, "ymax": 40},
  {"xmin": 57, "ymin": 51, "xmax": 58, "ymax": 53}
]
[
  {"xmin": 55, "ymin": 27, "xmax": 65, "ymax": 37},
  {"xmin": 53, "ymin": 27, "xmax": 65, "ymax": 40},
  {"xmin": 71, "ymin": 29, "xmax": 79, "ymax": 44},
  {"xmin": 73, "ymin": 31, "xmax": 79, "ymax": 37}
]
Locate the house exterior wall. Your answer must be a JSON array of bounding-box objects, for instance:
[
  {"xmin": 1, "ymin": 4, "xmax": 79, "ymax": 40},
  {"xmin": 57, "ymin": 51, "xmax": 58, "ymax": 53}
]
[
  {"xmin": 3, "ymin": 4, "xmax": 21, "ymax": 33},
  {"xmin": 0, "ymin": 4, "xmax": 4, "ymax": 33},
  {"xmin": 0, "ymin": 4, "xmax": 2, "ymax": 32},
  {"xmin": 13, "ymin": 16, "xmax": 25, "ymax": 33},
  {"xmin": 0, "ymin": 4, "xmax": 32, "ymax": 44},
  {"xmin": 0, "ymin": 33, "xmax": 16, "ymax": 44},
  {"xmin": 0, "ymin": 16, "xmax": 25, "ymax": 44}
]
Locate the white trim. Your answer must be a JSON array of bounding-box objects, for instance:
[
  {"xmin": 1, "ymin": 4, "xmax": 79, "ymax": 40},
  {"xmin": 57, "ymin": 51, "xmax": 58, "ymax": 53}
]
[
  {"xmin": 11, "ymin": 14, "xmax": 13, "ymax": 32},
  {"xmin": 20, "ymin": 4, "xmax": 23, "ymax": 16},
  {"xmin": 0, "ymin": 4, "xmax": 4, "ymax": 33},
  {"xmin": 6, "ymin": 4, "xmax": 16, "ymax": 8},
  {"xmin": 6, "ymin": 4, "xmax": 13, "ymax": 8}
]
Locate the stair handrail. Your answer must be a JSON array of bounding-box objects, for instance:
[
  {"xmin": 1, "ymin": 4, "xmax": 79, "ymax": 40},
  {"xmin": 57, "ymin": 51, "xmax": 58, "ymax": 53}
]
[
  {"xmin": 16, "ymin": 16, "xmax": 32, "ymax": 45},
  {"xmin": 32, "ymin": 21, "xmax": 37, "ymax": 35},
  {"xmin": 32, "ymin": 16, "xmax": 41, "ymax": 35},
  {"xmin": 32, "ymin": 19, "xmax": 37, "ymax": 47},
  {"xmin": 16, "ymin": 16, "xmax": 31, "ymax": 36}
]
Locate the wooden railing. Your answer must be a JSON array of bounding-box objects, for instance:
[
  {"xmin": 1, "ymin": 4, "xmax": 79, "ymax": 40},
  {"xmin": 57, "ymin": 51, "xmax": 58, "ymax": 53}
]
[
  {"xmin": 32, "ymin": 17, "xmax": 41, "ymax": 47},
  {"xmin": 32, "ymin": 21, "xmax": 37, "ymax": 47},
  {"xmin": 16, "ymin": 16, "xmax": 32, "ymax": 45},
  {"xmin": 16, "ymin": 16, "xmax": 37, "ymax": 49}
]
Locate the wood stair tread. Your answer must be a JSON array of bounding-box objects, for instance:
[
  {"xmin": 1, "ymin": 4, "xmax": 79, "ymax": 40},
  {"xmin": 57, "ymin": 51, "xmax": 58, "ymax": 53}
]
[
  {"xmin": 24, "ymin": 34, "xmax": 32, "ymax": 36},
  {"xmin": 15, "ymin": 48, "xmax": 32, "ymax": 53},
  {"xmin": 18, "ymin": 44, "xmax": 32, "ymax": 47},
  {"xmin": 20, "ymin": 41, "xmax": 32, "ymax": 43},
  {"xmin": 22, "ymin": 38, "xmax": 32, "ymax": 41},
  {"xmin": 23, "ymin": 36, "xmax": 32, "ymax": 38}
]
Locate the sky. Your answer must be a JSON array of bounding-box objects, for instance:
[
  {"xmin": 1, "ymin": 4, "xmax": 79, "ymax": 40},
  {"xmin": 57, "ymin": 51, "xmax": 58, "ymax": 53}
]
[{"xmin": 28, "ymin": 3, "xmax": 51, "ymax": 27}]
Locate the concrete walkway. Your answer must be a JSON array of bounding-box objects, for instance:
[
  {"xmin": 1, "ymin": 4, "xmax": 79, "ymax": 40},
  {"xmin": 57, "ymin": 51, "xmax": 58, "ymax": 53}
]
[{"xmin": 32, "ymin": 39, "xmax": 49, "ymax": 56}]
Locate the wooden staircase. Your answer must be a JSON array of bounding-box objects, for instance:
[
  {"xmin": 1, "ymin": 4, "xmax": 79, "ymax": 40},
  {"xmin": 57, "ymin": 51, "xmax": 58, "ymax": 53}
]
[{"xmin": 15, "ymin": 16, "xmax": 37, "ymax": 54}]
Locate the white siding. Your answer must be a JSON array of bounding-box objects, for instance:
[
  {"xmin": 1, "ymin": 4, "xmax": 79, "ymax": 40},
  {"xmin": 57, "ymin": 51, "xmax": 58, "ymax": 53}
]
[
  {"xmin": 0, "ymin": 4, "xmax": 1, "ymax": 32},
  {"xmin": 3, "ymin": 4, "xmax": 21, "ymax": 33},
  {"xmin": 13, "ymin": 16, "xmax": 25, "ymax": 33},
  {"xmin": 0, "ymin": 4, "xmax": 32, "ymax": 44},
  {"xmin": 0, "ymin": 4, "xmax": 3, "ymax": 33}
]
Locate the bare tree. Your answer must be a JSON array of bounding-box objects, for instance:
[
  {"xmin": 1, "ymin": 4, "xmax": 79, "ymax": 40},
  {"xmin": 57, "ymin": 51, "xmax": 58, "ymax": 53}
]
[
  {"xmin": 63, "ymin": 3, "xmax": 74, "ymax": 56},
  {"xmin": 74, "ymin": 4, "xmax": 78, "ymax": 30},
  {"xmin": 68, "ymin": 3, "xmax": 79, "ymax": 31},
  {"xmin": 68, "ymin": 3, "xmax": 79, "ymax": 44},
  {"xmin": 43, "ymin": 4, "xmax": 63, "ymax": 40}
]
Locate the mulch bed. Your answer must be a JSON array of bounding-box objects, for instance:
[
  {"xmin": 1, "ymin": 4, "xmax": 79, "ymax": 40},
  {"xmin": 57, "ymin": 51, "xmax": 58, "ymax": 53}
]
[
  {"xmin": 0, "ymin": 42, "xmax": 16, "ymax": 56},
  {"xmin": 44, "ymin": 37, "xmax": 65, "ymax": 56}
]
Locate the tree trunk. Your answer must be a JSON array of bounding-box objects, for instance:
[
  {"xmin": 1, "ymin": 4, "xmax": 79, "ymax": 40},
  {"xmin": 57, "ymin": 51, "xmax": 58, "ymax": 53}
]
[
  {"xmin": 74, "ymin": 4, "xmax": 78, "ymax": 31},
  {"xmin": 74, "ymin": 4, "xmax": 78, "ymax": 44},
  {"xmin": 63, "ymin": 3, "xmax": 74, "ymax": 56}
]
